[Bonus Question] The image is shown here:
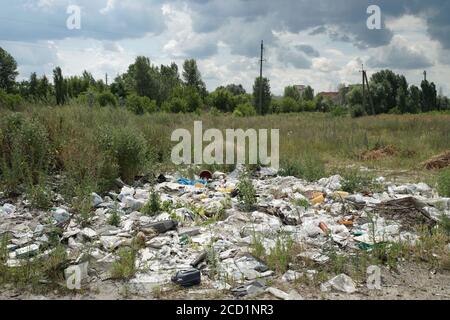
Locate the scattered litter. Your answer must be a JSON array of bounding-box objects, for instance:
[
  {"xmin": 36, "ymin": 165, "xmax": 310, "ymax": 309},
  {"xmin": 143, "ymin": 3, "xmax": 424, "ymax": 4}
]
[
  {"xmin": 321, "ymin": 274, "xmax": 356, "ymax": 294},
  {"xmin": 199, "ymin": 170, "xmax": 213, "ymax": 181},
  {"xmin": 1, "ymin": 165, "xmax": 449, "ymax": 299},
  {"xmin": 171, "ymin": 269, "xmax": 201, "ymax": 287},
  {"xmin": 52, "ymin": 208, "xmax": 70, "ymax": 223}
]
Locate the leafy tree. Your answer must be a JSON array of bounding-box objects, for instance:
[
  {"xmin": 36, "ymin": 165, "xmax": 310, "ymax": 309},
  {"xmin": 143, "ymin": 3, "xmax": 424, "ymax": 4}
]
[
  {"xmin": 437, "ymin": 95, "xmax": 450, "ymax": 111},
  {"xmin": 29, "ymin": 73, "xmax": 38, "ymax": 98},
  {"xmin": 421, "ymin": 80, "xmax": 437, "ymax": 112},
  {"xmin": 53, "ymin": 67, "xmax": 67, "ymax": 105},
  {"xmin": 162, "ymin": 97, "xmax": 188, "ymax": 113},
  {"xmin": 406, "ymin": 85, "xmax": 421, "ymax": 114},
  {"xmin": 0, "ymin": 47, "xmax": 18, "ymax": 93},
  {"xmin": 347, "ymin": 85, "xmax": 363, "ymax": 106},
  {"xmin": 253, "ymin": 77, "xmax": 271, "ymax": 115},
  {"xmin": 233, "ymin": 93, "xmax": 252, "ymax": 107},
  {"xmin": 37, "ymin": 75, "xmax": 51, "ymax": 101},
  {"xmin": 159, "ymin": 63, "xmax": 181, "ymax": 105},
  {"xmin": 284, "ymin": 85, "xmax": 301, "ymax": 101},
  {"xmin": 280, "ymin": 97, "xmax": 298, "ymax": 113},
  {"xmin": 97, "ymin": 91, "xmax": 118, "ymax": 107},
  {"xmin": 126, "ymin": 94, "xmax": 157, "ymax": 114},
  {"xmin": 125, "ymin": 56, "xmax": 159, "ymax": 100},
  {"xmin": 314, "ymin": 95, "xmax": 332, "ymax": 112},
  {"xmin": 182, "ymin": 59, "xmax": 206, "ymax": 96},
  {"xmin": 302, "ymin": 86, "xmax": 314, "ymax": 101},
  {"xmin": 110, "ymin": 75, "xmax": 128, "ymax": 99},
  {"xmin": 210, "ymin": 88, "xmax": 235, "ymax": 112},
  {"xmin": 226, "ymin": 84, "xmax": 246, "ymax": 96}
]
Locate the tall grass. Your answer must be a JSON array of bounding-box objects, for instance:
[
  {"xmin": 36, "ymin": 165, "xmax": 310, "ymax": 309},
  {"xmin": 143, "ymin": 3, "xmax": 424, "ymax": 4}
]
[{"xmin": 1, "ymin": 104, "xmax": 449, "ymax": 197}]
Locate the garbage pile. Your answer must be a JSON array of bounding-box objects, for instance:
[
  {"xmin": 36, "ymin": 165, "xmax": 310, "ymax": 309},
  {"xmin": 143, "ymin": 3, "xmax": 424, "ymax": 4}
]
[{"xmin": 1, "ymin": 165, "xmax": 449, "ymax": 299}]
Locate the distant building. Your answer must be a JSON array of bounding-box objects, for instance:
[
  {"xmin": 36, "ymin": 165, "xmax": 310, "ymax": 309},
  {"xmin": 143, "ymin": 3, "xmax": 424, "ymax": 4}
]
[
  {"xmin": 294, "ymin": 85, "xmax": 314, "ymax": 97},
  {"xmin": 318, "ymin": 91, "xmax": 340, "ymax": 104}
]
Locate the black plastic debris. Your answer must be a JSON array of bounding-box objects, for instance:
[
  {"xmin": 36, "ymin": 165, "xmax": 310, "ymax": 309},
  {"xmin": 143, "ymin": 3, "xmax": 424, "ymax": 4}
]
[
  {"xmin": 171, "ymin": 269, "xmax": 201, "ymax": 287},
  {"xmin": 146, "ymin": 220, "xmax": 178, "ymax": 233},
  {"xmin": 157, "ymin": 174, "xmax": 167, "ymax": 184},
  {"xmin": 190, "ymin": 251, "xmax": 207, "ymax": 268}
]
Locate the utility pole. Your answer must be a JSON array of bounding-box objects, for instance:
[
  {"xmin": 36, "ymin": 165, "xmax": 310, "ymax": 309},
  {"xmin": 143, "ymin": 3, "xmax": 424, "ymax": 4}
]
[
  {"xmin": 360, "ymin": 64, "xmax": 375, "ymax": 115},
  {"xmin": 105, "ymin": 73, "xmax": 109, "ymax": 86},
  {"xmin": 259, "ymin": 40, "xmax": 264, "ymax": 115},
  {"xmin": 361, "ymin": 64, "xmax": 366, "ymax": 113}
]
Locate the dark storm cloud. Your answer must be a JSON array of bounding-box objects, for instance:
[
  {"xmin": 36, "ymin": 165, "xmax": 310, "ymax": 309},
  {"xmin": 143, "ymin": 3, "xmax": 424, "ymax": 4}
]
[
  {"xmin": 1, "ymin": 0, "xmax": 449, "ymax": 59},
  {"xmin": 185, "ymin": 0, "xmax": 450, "ymax": 56},
  {"xmin": 296, "ymin": 45, "xmax": 320, "ymax": 58},
  {"xmin": 0, "ymin": 0, "xmax": 166, "ymax": 41}
]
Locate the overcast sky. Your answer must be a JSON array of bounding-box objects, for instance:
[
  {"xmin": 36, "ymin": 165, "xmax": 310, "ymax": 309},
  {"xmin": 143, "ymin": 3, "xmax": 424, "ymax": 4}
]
[{"xmin": 1, "ymin": 0, "xmax": 449, "ymax": 95}]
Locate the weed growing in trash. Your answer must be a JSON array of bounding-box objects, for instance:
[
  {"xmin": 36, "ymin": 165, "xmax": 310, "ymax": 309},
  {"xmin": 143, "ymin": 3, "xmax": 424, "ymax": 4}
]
[
  {"xmin": 107, "ymin": 205, "xmax": 122, "ymax": 227},
  {"xmin": 409, "ymin": 224, "xmax": 450, "ymax": 270},
  {"xmin": 237, "ymin": 175, "xmax": 257, "ymax": 211},
  {"xmin": 340, "ymin": 169, "xmax": 383, "ymax": 194},
  {"xmin": 262, "ymin": 234, "xmax": 296, "ymax": 274},
  {"xmin": 279, "ymin": 154, "xmax": 326, "ymax": 182},
  {"xmin": 26, "ymin": 178, "xmax": 53, "ymax": 210},
  {"xmin": 250, "ymin": 232, "xmax": 266, "ymax": 261},
  {"xmin": 292, "ymin": 198, "xmax": 310, "ymax": 209},
  {"xmin": 110, "ymin": 247, "xmax": 138, "ymax": 280},
  {"xmin": 266, "ymin": 236, "xmax": 295, "ymax": 274},
  {"xmin": 0, "ymin": 242, "xmax": 68, "ymax": 293},
  {"xmin": 141, "ymin": 188, "xmax": 161, "ymax": 216},
  {"xmin": 207, "ymin": 243, "xmax": 220, "ymax": 280}
]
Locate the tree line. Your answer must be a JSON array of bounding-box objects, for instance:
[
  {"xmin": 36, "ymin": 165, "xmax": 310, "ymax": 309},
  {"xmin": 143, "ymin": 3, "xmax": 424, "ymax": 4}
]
[{"xmin": 0, "ymin": 47, "xmax": 448, "ymax": 117}]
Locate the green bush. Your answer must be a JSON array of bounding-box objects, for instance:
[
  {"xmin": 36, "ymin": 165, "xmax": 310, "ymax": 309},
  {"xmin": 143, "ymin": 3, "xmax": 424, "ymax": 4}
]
[
  {"xmin": 108, "ymin": 207, "xmax": 121, "ymax": 227},
  {"xmin": 172, "ymin": 86, "xmax": 202, "ymax": 113},
  {"xmin": 279, "ymin": 154, "xmax": 325, "ymax": 181},
  {"xmin": 270, "ymin": 100, "xmax": 281, "ymax": 114},
  {"xmin": 237, "ymin": 176, "xmax": 257, "ymax": 211},
  {"xmin": 97, "ymin": 91, "xmax": 118, "ymax": 107},
  {"xmin": 162, "ymin": 97, "xmax": 188, "ymax": 113},
  {"xmin": 280, "ymin": 97, "xmax": 298, "ymax": 113},
  {"xmin": 0, "ymin": 113, "xmax": 52, "ymax": 193},
  {"xmin": 0, "ymin": 90, "xmax": 24, "ymax": 111},
  {"xmin": 437, "ymin": 168, "xmax": 450, "ymax": 197},
  {"xmin": 102, "ymin": 127, "xmax": 148, "ymax": 182},
  {"xmin": 233, "ymin": 103, "xmax": 257, "ymax": 117},
  {"xmin": 331, "ymin": 105, "xmax": 348, "ymax": 117},
  {"xmin": 27, "ymin": 180, "xmax": 53, "ymax": 210},
  {"xmin": 209, "ymin": 88, "xmax": 235, "ymax": 113},
  {"xmin": 61, "ymin": 135, "xmax": 119, "ymax": 197},
  {"xmin": 141, "ymin": 189, "xmax": 161, "ymax": 216},
  {"xmin": 126, "ymin": 95, "xmax": 157, "ymax": 114},
  {"xmin": 350, "ymin": 104, "xmax": 366, "ymax": 118}
]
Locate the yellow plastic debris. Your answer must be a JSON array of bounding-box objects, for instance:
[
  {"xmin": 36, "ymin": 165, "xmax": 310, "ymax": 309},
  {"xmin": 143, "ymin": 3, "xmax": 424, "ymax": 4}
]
[
  {"xmin": 218, "ymin": 187, "xmax": 234, "ymax": 193},
  {"xmin": 311, "ymin": 194, "xmax": 325, "ymax": 205},
  {"xmin": 332, "ymin": 191, "xmax": 349, "ymax": 200}
]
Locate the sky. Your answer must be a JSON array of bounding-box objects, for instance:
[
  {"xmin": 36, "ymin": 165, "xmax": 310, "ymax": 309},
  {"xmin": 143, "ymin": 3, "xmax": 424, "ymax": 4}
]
[{"xmin": 1, "ymin": 0, "xmax": 449, "ymax": 96}]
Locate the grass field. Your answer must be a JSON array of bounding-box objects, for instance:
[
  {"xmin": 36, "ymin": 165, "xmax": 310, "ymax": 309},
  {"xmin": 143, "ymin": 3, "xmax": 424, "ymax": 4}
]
[{"xmin": 1, "ymin": 105, "xmax": 450, "ymax": 199}]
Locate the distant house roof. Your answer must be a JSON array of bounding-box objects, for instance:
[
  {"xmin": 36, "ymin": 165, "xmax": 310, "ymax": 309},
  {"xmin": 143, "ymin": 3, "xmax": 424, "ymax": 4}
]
[{"xmin": 318, "ymin": 91, "xmax": 339, "ymax": 98}]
